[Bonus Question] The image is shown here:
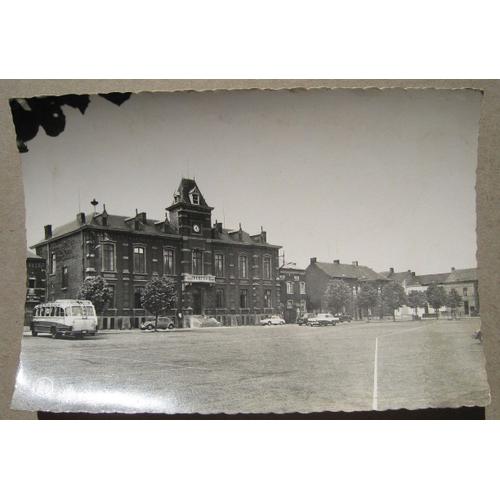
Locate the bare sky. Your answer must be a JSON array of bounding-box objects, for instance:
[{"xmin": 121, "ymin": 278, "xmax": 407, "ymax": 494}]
[{"xmin": 21, "ymin": 88, "xmax": 481, "ymax": 274}]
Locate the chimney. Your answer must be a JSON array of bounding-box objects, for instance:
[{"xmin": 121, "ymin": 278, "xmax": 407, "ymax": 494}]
[
  {"xmin": 238, "ymin": 223, "xmax": 243, "ymax": 241},
  {"xmin": 389, "ymin": 267, "xmax": 394, "ymax": 274},
  {"xmin": 412, "ymin": 272, "xmax": 416, "ymax": 277},
  {"xmin": 333, "ymin": 259, "xmax": 340, "ymax": 264},
  {"xmin": 44, "ymin": 224, "xmax": 52, "ymax": 239},
  {"xmin": 138, "ymin": 212, "xmax": 147, "ymax": 224},
  {"xmin": 310, "ymin": 257, "xmax": 317, "ymax": 264},
  {"xmin": 76, "ymin": 213, "xmax": 86, "ymax": 225},
  {"xmin": 102, "ymin": 204, "xmax": 108, "ymax": 226},
  {"xmin": 451, "ymin": 266, "xmax": 455, "ymax": 271},
  {"xmin": 407, "ymin": 269, "xmax": 411, "ymax": 274},
  {"xmin": 352, "ymin": 260, "xmax": 358, "ymax": 266}
]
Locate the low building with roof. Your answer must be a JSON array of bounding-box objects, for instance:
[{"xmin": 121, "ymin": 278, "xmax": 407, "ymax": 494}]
[
  {"xmin": 382, "ymin": 266, "xmax": 479, "ymax": 318},
  {"xmin": 31, "ymin": 178, "xmax": 282, "ymax": 328},
  {"xmin": 25, "ymin": 250, "xmax": 46, "ymax": 325},
  {"xmin": 305, "ymin": 258, "xmax": 390, "ymax": 320},
  {"xmin": 279, "ymin": 263, "xmax": 307, "ymax": 323}
]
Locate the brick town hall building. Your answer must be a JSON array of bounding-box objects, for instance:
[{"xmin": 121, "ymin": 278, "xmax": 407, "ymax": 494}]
[{"xmin": 32, "ymin": 178, "xmax": 282, "ymax": 328}]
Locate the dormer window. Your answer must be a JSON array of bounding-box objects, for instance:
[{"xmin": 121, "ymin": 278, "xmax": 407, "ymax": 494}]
[
  {"xmin": 191, "ymin": 193, "xmax": 199, "ymax": 205},
  {"xmin": 174, "ymin": 194, "xmax": 180, "ymax": 203}
]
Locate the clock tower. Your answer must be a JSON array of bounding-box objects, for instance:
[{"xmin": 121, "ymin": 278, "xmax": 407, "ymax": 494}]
[{"xmin": 166, "ymin": 178, "xmax": 213, "ymax": 237}]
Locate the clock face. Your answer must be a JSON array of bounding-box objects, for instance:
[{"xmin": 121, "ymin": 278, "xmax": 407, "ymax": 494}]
[{"xmin": 193, "ymin": 224, "xmax": 200, "ymax": 233}]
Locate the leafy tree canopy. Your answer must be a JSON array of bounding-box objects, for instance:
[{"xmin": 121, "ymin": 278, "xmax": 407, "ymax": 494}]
[
  {"xmin": 446, "ymin": 288, "xmax": 463, "ymax": 310},
  {"xmin": 77, "ymin": 275, "xmax": 112, "ymax": 315},
  {"xmin": 381, "ymin": 282, "xmax": 407, "ymax": 320},
  {"xmin": 426, "ymin": 283, "xmax": 448, "ymax": 312},
  {"xmin": 357, "ymin": 284, "xmax": 379, "ymax": 310},
  {"xmin": 141, "ymin": 276, "xmax": 177, "ymax": 330},
  {"xmin": 323, "ymin": 280, "xmax": 352, "ymax": 313},
  {"xmin": 407, "ymin": 290, "xmax": 427, "ymax": 311}
]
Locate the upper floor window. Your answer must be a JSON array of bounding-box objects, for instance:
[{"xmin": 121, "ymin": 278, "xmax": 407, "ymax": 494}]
[
  {"xmin": 28, "ymin": 277, "xmax": 36, "ymax": 289},
  {"xmin": 299, "ymin": 282, "xmax": 306, "ymax": 295},
  {"xmin": 61, "ymin": 266, "xmax": 68, "ymax": 288},
  {"xmin": 50, "ymin": 252, "xmax": 56, "ymax": 275},
  {"xmin": 102, "ymin": 242, "xmax": 115, "ymax": 272},
  {"xmin": 192, "ymin": 249, "xmax": 203, "ymax": 275},
  {"xmin": 191, "ymin": 193, "xmax": 200, "ymax": 205},
  {"xmin": 163, "ymin": 248, "xmax": 175, "ymax": 275},
  {"xmin": 133, "ymin": 246, "xmax": 146, "ymax": 274},
  {"xmin": 263, "ymin": 256, "xmax": 272, "ymax": 280},
  {"xmin": 463, "ymin": 287, "xmax": 468, "ymax": 296},
  {"xmin": 239, "ymin": 255, "xmax": 248, "ymax": 279},
  {"xmin": 215, "ymin": 253, "xmax": 224, "ymax": 277},
  {"xmin": 286, "ymin": 282, "xmax": 294, "ymax": 295}
]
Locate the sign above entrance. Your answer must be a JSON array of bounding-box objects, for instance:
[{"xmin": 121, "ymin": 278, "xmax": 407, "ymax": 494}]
[{"xmin": 183, "ymin": 273, "xmax": 216, "ymax": 284}]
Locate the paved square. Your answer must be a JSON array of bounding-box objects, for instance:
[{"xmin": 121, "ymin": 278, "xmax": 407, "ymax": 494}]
[{"xmin": 12, "ymin": 319, "xmax": 489, "ymax": 413}]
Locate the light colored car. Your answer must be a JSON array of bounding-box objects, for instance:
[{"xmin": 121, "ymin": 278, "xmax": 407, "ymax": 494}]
[
  {"xmin": 307, "ymin": 313, "xmax": 339, "ymax": 327},
  {"xmin": 260, "ymin": 315, "xmax": 286, "ymax": 326},
  {"xmin": 140, "ymin": 317, "xmax": 175, "ymax": 330}
]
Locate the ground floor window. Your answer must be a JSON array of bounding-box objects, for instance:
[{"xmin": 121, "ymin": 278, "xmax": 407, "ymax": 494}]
[
  {"xmin": 216, "ymin": 288, "xmax": 225, "ymax": 308},
  {"xmin": 264, "ymin": 289, "xmax": 272, "ymax": 308},
  {"xmin": 134, "ymin": 287, "xmax": 144, "ymax": 309},
  {"xmin": 240, "ymin": 289, "xmax": 248, "ymax": 309}
]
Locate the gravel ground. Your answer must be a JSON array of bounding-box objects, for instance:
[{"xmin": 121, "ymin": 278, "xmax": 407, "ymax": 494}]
[{"xmin": 11, "ymin": 319, "xmax": 489, "ymax": 414}]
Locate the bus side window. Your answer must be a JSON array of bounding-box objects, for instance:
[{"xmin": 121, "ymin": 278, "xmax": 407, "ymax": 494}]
[
  {"xmin": 65, "ymin": 307, "xmax": 71, "ymax": 317},
  {"xmin": 46, "ymin": 307, "xmax": 52, "ymax": 317},
  {"xmin": 59, "ymin": 307, "xmax": 64, "ymax": 317}
]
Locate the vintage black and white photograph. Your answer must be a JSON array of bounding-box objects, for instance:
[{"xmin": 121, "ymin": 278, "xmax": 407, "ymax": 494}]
[{"xmin": 9, "ymin": 87, "xmax": 490, "ymax": 413}]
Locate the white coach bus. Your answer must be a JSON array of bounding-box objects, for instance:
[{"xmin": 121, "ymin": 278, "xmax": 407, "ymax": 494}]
[{"xmin": 31, "ymin": 299, "xmax": 98, "ymax": 339}]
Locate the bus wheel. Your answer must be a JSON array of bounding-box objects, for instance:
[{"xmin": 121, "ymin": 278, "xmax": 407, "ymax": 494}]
[
  {"xmin": 31, "ymin": 330, "xmax": 38, "ymax": 337},
  {"xmin": 50, "ymin": 327, "xmax": 59, "ymax": 339}
]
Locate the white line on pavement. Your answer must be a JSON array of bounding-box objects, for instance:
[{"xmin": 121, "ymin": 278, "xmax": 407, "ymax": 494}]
[{"xmin": 372, "ymin": 337, "xmax": 378, "ymax": 411}]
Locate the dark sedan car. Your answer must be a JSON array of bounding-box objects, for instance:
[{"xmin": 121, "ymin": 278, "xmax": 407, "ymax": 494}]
[
  {"xmin": 297, "ymin": 313, "xmax": 314, "ymax": 325},
  {"xmin": 140, "ymin": 317, "xmax": 175, "ymax": 330},
  {"xmin": 337, "ymin": 313, "xmax": 352, "ymax": 323}
]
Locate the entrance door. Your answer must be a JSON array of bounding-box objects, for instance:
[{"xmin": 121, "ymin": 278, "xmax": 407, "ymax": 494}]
[
  {"xmin": 463, "ymin": 300, "xmax": 469, "ymax": 316},
  {"xmin": 192, "ymin": 288, "xmax": 203, "ymax": 315}
]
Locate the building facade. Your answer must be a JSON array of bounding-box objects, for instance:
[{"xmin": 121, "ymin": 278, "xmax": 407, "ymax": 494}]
[
  {"xmin": 383, "ymin": 266, "xmax": 479, "ymax": 318},
  {"xmin": 279, "ymin": 265, "xmax": 307, "ymax": 323},
  {"xmin": 305, "ymin": 258, "xmax": 389, "ymax": 320},
  {"xmin": 32, "ymin": 178, "xmax": 282, "ymax": 328},
  {"xmin": 25, "ymin": 251, "xmax": 47, "ymax": 325}
]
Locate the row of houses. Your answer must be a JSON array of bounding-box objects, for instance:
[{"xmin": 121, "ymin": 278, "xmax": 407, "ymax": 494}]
[{"xmin": 24, "ymin": 178, "xmax": 479, "ymax": 327}]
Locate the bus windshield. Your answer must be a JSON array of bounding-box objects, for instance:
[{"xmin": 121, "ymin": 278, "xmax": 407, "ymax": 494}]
[{"xmin": 69, "ymin": 306, "xmax": 84, "ymax": 316}]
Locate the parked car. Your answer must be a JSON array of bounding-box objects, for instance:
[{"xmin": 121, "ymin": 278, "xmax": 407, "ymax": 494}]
[
  {"xmin": 337, "ymin": 313, "xmax": 352, "ymax": 323},
  {"xmin": 307, "ymin": 313, "xmax": 338, "ymax": 327},
  {"xmin": 140, "ymin": 317, "xmax": 175, "ymax": 330},
  {"xmin": 297, "ymin": 313, "xmax": 314, "ymax": 325},
  {"xmin": 260, "ymin": 315, "xmax": 286, "ymax": 326}
]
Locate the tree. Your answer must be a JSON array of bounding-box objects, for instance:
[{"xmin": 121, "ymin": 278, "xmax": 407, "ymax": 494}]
[
  {"xmin": 77, "ymin": 276, "xmax": 112, "ymax": 315},
  {"xmin": 425, "ymin": 283, "xmax": 447, "ymax": 318},
  {"xmin": 141, "ymin": 276, "xmax": 177, "ymax": 331},
  {"xmin": 407, "ymin": 290, "xmax": 427, "ymax": 318},
  {"xmin": 322, "ymin": 280, "xmax": 352, "ymax": 314},
  {"xmin": 446, "ymin": 289, "xmax": 463, "ymax": 319},
  {"xmin": 357, "ymin": 284, "xmax": 379, "ymax": 320},
  {"xmin": 381, "ymin": 282, "xmax": 407, "ymax": 321}
]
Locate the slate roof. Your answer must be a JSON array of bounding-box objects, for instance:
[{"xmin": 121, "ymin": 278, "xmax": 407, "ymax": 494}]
[
  {"xmin": 416, "ymin": 272, "xmax": 451, "ymax": 286},
  {"xmin": 33, "ymin": 213, "xmax": 279, "ymax": 248},
  {"xmin": 171, "ymin": 178, "xmax": 210, "ymax": 207},
  {"xmin": 381, "ymin": 270, "xmax": 421, "ymax": 286},
  {"xmin": 27, "ymin": 250, "xmax": 44, "ymax": 260},
  {"xmin": 445, "ymin": 268, "xmax": 478, "ymax": 283},
  {"xmin": 314, "ymin": 261, "xmax": 389, "ymax": 282}
]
